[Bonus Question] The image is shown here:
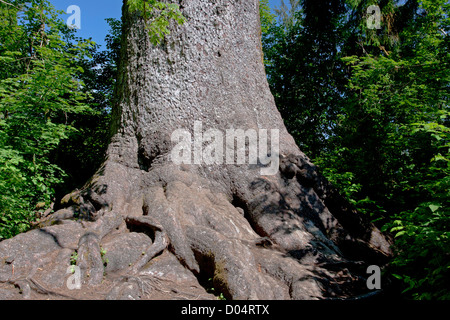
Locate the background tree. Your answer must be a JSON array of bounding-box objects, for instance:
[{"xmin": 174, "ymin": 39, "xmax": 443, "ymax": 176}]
[
  {"xmin": 0, "ymin": 0, "xmax": 94, "ymax": 239},
  {"xmin": 263, "ymin": 0, "xmax": 348, "ymax": 159},
  {"xmin": 263, "ymin": 0, "xmax": 449, "ymax": 299},
  {"xmin": 336, "ymin": 0, "xmax": 450, "ymax": 299}
]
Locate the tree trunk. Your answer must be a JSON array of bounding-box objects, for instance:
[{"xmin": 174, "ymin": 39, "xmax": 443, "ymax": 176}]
[{"xmin": 0, "ymin": 0, "xmax": 391, "ymax": 300}]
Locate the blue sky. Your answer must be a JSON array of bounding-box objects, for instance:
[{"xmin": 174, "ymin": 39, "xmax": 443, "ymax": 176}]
[{"xmin": 49, "ymin": 0, "xmax": 283, "ymax": 49}]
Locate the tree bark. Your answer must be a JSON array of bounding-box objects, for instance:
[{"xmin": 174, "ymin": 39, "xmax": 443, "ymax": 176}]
[{"xmin": 0, "ymin": 0, "xmax": 391, "ymax": 300}]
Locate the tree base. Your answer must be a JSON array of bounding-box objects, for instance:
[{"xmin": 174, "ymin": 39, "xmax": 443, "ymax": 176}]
[{"xmin": 0, "ymin": 153, "xmax": 391, "ymax": 300}]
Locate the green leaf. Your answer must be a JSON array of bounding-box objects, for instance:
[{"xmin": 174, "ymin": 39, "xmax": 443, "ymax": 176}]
[
  {"xmin": 395, "ymin": 231, "xmax": 406, "ymax": 238},
  {"xmin": 429, "ymin": 204, "xmax": 440, "ymax": 213}
]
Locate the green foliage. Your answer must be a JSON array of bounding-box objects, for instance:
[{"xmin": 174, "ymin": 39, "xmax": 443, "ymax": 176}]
[
  {"xmin": 263, "ymin": 0, "xmax": 450, "ymax": 299},
  {"xmin": 335, "ymin": 1, "xmax": 449, "ymax": 299},
  {"xmin": 273, "ymin": 0, "xmax": 301, "ymax": 27},
  {"xmin": 259, "ymin": 0, "xmax": 275, "ymax": 35},
  {"xmin": 0, "ymin": 0, "xmax": 185, "ymax": 241},
  {"xmin": 127, "ymin": 0, "xmax": 185, "ymax": 45},
  {"xmin": 263, "ymin": 0, "xmax": 348, "ymax": 158},
  {"xmin": 321, "ymin": 0, "xmax": 449, "ymax": 299},
  {"xmin": 0, "ymin": 0, "xmax": 95, "ymax": 240},
  {"xmin": 387, "ymin": 119, "xmax": 450, "ymax": 299},
  {"xmin": 205, "ymin": 277, "xmax": 226, "ymax": 300},
  {"xmin": 51, "ymin": 18, "xmax": 122, "ymax": 195}
]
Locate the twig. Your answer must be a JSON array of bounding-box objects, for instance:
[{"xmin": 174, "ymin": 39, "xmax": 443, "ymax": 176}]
[{"xmin": 0, "ymin": 0, "xmax": 19, "ymax": 9}]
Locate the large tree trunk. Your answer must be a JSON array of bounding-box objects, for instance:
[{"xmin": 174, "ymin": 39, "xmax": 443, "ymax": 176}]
[{"xmin": 0, "ymin": 0, "xmax": 391, "ymax": 300}]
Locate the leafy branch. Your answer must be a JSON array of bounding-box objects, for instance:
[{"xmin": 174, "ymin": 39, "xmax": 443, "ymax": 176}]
[{"xmin": 127, "ymin": 0, "xmax": 185, "ymax": 45}]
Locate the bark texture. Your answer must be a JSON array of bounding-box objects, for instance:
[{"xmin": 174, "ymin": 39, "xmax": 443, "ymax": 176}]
[{"xmin": 0, "ymin": 0, "xmax": 391, "ymax": 300}]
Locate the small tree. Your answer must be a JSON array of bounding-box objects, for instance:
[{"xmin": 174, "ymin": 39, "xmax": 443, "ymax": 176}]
[{"xmin": 0, "ymin": 0, "xmax": 94, "ymax": 239}]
